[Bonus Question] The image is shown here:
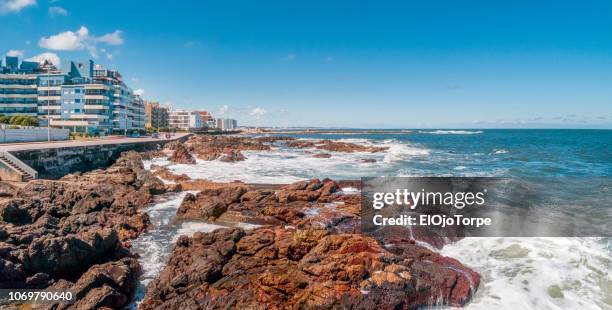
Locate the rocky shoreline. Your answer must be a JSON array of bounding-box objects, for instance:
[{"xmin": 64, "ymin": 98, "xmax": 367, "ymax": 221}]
[
  {"xmin": 0, "ymin": 135, "xmax": 480, "ymax": 309},
  {"xmin": 0, "ymin": 151, "xmax": 166, "ymax": 309}
]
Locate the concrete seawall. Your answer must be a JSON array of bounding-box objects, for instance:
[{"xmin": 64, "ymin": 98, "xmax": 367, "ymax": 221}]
[{"xmin": 6, "ymin": 134, "xmax": 191, "ymax": 180}]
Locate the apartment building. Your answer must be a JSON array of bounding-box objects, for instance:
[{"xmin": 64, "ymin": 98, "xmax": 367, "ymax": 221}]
[
  {"xmin": 37, "ymin": 63, "xmax": 67, "ymax": 126},
  {"xmin": 145, "ymin": 101, "xmax": 169, "ymax": 129},
  {"xmin": 196, "ymin": 110, "xmax": 215, "ymax": 128},
  {"xmin": 0, "ymin": 56, "xmax": 146, "ymax": 135},
  {"xmin": 0, "ymin": 56, "xmax": 39, "ymax": 117},
  {"xmin": 216, "ymin": 118, "xmax": 238, "ymax": 131},
  {"xmin": 168, "ymin": 109, "xmax": 203, "ymax": 130},
  {"xmin": 93, "ymin": 65, "xmax": 144, "ymax": 134}
]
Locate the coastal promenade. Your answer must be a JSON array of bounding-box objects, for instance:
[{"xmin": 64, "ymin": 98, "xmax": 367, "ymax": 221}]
[
  {"xmin": 0, "ymin": 133, "xmax": 191, "ymax": 152},
  {"xmin": 0, "ymin": 133, "xmax": 192, "ymax": 181}
]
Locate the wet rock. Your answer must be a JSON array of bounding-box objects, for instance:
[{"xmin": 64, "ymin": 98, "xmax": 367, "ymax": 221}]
[
  {"xmin": 253, "ymin": 136, "xmax": 295, "ymax": 143},
  {"xmin": 286, "ymin": 140, "xmax": 316, "ymax": 149},
  {"xmin": 151, "ymin": 165, "xmax": 191, "ymax": 182},
  {"xmin": 0, "ymin": 152, "xmax": 153, "ymax": 306},
  {"xmin": 218, "ymin": 150, "xmax": 247, "ymax": 162},
  {"xmin": 174, "ymin": 179, "xmax": 352, "ymax": 229},
  {"xmin": 45, "ymin": 258, "xmax": 140, "ymax": 310},
  {"xmin": 140, "ymin": 227, "xmax": 478, "ymax": 309},
  {"xmin": 163, "ymin": 141, "xmax": 183, "ymax": 151},
  {"xmin": 169, "ymin": 144, "xmax": 196, "ymax": 165},
  {"xmin": 176, "ymin": 186, "xmax": 248, "ymax": 221},
  {"xmin": 313, "ymin": 153, "xmax": 332, "ymax": 158},
  {"xmin": 285, "ymin": 139, "xmax": 388, "ymax": 153},
  {"xmin": 317, "ymin": 140, "xmax": 388, "ymax": 153},
  {"xmin": 27, "ymin": 229, "xmax": 119, "ymax": 277}
]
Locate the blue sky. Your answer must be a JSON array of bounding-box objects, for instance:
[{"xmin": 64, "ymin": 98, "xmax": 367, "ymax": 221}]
[{"xmin": 1, "ymin": 0, "xmax": 611, "ymax": 128}]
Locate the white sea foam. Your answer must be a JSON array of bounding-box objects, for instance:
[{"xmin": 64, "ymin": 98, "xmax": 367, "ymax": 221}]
[
  {"xmin": 383, "ymin": 141, "xmax": 430, "ymax": 163},
  {"xmin": 340, "ymin": 187, "xmax": 360, "ymax": 194},
  {"xmin": 131, "ymin": 192, "xmax": 191, "ymax": 286},
  {"xmin": 420, "ymin": 130, "xmax": 483, "ymax": 135},
  {"xmin": 494, "ymin": 149, "xmax": 509, "ymax": 154},
  {"xmin": 145, "ymin": 138, "xmax": 430, "ymax": 183},
  {"xmin": 441, "ymin": 237, "xmax": 611, "ymax": 309},
  {"xmin": 172, "ymin": 221, "xmax": 227, "ymax": 242}
]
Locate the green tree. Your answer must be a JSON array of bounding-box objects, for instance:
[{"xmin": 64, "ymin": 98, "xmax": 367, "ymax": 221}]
[
  {"xmin": 9, "ymin": 115, "xmax": 24, "ymax": 125},
  {"xmin": 20, "ymin": 116, "xmax": 39, "ymax": 126},
  {"xmin": 5, "ymin": 115, "xmax": 39, "ymax": 126}
]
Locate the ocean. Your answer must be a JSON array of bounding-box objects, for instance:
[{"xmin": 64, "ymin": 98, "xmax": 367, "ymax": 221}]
[{"xmin": 133, "ymin": 129, "xmax": 611, "ymax": 309}]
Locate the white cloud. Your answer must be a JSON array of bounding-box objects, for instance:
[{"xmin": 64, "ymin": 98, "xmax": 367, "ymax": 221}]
[
  {"xmin": 134, "ymin": 88, "xmax": 145, "ymax": 96},
  {"xmin": 95, "ymin": 30, "xmax": 124, "ymax": 45},
  {"xmin": 39, "ymin": 26, "xmax": 86, "ymax": 50},
  {"xmin": 26, "ymin": 52, "xmax": 60, "ymax": 67},
  {"xmin": 48, "ymin": 5, "xmax": 67, "ymax": 17},
  {"xmin": 6, "ymin": 49, "xmax": 24, "ymax": 58},
  {"xmin": 218, "ymin": 105, "xmax": 230, "ymax": 115},
  {"xmin": 249, "ymin": 107, "xmax": 267, "ymax": 117},
  {"xmin": 38, "ymin": 26, "xmax": 124, "ymax": 58},
  {"xmin": 0, "ymin": 0, "xmax": 36, "ymax": 14}
]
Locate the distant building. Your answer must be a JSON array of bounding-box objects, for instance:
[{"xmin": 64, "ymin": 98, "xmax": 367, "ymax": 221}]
[
  {"xmin": 145, "ymin": 101, "xmax": 169, "ymax": 129},
  {"xmin": 196, "ymin": 110, "xmax": 215, "ymax": 128},
  {"xmin": 168, "ymin": 109, "xmax": 203, "ymax": 130},
  {"xmin": 216, "ymin": 118, "xmax": 238, "ymax": 131}
]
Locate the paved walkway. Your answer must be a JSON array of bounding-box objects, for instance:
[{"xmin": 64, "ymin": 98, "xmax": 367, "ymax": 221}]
[{"xmin": 0, "ymin": 133, "xmax": 191, "ymax": 152}]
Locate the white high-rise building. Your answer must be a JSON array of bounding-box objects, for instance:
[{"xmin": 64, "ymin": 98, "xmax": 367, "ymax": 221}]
[
  {"xmin": 168, "ymin": 109, "xmax": 203, "ymax": 130},
  {"xmin": 216, "ymin": 118, "xmax": 238, "ymax": 131}
]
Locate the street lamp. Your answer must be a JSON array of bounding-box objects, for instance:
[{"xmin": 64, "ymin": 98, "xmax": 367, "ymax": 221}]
[
  {"xmin": 124, "ymin": 105, "xmax": 128, "ymax": 136},
  {"xmin": 47, "ymin": 85, "xmax": 51, "ymax": 142}
]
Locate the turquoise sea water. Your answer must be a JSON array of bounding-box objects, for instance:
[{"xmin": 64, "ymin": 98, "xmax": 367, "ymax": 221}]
[{"xmin": 286, "ymin": 129, "xmax": 611, "ymax": 178}]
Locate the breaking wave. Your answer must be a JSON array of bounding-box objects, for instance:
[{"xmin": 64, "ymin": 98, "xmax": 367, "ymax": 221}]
[{"xmin": 420, "ymin": 130, "xmax": 483, "ymax": 135}]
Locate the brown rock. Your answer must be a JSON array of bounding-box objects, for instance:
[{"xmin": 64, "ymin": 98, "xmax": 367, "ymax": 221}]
[
  {"xmin": 0, "ymin": 151, "xmax": 152, "ymax": 306},
  {"xmin": 176, "ymin": 186, "xmax": 248, "ymax": 221},
  {"xmin": 140, "ymin": 227, "xmax": 479, "ymax": 309},
  {"xmin": 0, "ymin": 181, "xmax": 17, "ymax": 197},
  {"xmin": 285, "ymin": 139, "xmax": 387, "ymax": 153},
  {"xmin": 169, "ymin": 144, "xmax": 196, "ymax": 164},
  {"xmin": 218, "ymin": 150, "xmax": 247, "ymax": 162}
]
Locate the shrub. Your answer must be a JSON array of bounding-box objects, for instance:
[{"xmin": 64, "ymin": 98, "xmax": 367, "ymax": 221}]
[{"xmin": 5, "ymin": 115, "xmax": 39, "ymax": 126}]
